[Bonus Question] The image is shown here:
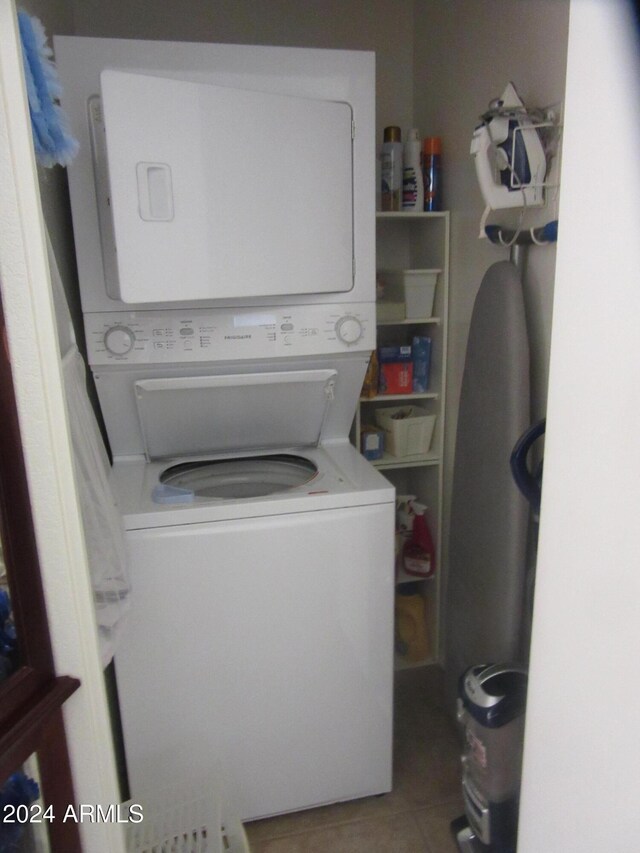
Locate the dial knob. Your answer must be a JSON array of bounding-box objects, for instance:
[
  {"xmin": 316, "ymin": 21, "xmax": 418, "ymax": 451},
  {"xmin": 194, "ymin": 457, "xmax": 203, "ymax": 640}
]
[
  {"xmin": 104, "ymin": 325, "xmax": 135, "ymax": 356},
  {"xmin": 335, "ymin": 315, "xmax": 363, "ymax": 345}
]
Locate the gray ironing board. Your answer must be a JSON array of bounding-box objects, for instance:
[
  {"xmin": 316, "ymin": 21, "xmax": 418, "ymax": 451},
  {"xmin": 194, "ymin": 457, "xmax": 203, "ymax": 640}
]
[{"xmin": 444, "ymin": 260, "xmax": 530, "ymax": 711}]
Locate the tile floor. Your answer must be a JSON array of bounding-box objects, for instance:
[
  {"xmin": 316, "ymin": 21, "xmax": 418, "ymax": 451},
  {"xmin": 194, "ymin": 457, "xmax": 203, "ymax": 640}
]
[{"xmin": 244, "ymin": 665, "xmax": 464, "ymax": 852}]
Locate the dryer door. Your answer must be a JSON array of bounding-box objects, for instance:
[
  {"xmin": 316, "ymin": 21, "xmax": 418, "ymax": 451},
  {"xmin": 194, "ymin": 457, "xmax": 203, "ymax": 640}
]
[{"xmin": 100, "ymin": 70, "xmax": 354, "ymax": 304}]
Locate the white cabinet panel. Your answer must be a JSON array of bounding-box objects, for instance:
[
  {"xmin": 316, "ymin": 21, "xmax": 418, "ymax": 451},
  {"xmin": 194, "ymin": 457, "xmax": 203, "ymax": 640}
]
[{"xmin": 116, "ymin": 503, "xmax": 394, "ymax": 819}]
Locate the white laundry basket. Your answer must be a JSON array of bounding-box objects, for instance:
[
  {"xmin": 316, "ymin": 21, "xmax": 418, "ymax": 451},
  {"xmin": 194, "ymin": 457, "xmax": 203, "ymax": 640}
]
[
  {"xmin": 124, "ymin": 783, "xmax": 249, "ymax": 853},
  {"xmin": 375, "ymin": 406, "xmax": 436, "ymax": 457}
]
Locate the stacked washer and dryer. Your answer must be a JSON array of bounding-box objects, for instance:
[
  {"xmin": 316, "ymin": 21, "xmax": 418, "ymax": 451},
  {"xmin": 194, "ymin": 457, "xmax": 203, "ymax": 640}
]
[{"xmin": 56, "ymin": 37, "xmax": 395, "ymax": 820}]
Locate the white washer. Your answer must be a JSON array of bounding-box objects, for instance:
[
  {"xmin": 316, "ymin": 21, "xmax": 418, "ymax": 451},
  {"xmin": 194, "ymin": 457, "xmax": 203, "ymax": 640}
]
[{"xmin": 109, "ymin": 359, "xmax": 395, "ymax": 820}]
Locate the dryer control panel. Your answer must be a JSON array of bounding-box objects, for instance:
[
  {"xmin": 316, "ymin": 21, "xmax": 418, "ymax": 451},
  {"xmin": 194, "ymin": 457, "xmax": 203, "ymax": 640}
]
[{"xmin": 85, "ymin": 304, "xmax": 376, "ymax": 365}]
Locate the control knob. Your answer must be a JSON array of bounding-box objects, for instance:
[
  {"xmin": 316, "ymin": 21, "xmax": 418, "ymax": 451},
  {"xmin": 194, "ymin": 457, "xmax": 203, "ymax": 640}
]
[
  {"xmin": 104, "ymin": 325, "xmax": 135, "ymax": 356},
  {"xmin": 335, "ymin": 315, "xmax": 363, "ymax": 345}
]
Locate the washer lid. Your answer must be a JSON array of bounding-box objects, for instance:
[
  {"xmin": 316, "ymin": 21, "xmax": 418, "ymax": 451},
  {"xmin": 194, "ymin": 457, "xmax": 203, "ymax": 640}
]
[{"xmin": 134, "ymin": 369, "xmax": 337, "ymax": 460}]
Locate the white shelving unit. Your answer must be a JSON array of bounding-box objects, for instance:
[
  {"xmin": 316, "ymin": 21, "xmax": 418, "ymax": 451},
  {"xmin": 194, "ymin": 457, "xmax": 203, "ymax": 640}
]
[{"xmin": 355, "ymin": 211, "xmax": 449, "ymax": 670}]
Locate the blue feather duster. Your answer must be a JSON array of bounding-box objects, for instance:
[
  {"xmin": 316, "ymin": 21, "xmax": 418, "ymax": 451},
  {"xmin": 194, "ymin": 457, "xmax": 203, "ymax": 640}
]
[{"xmin": 17, "ymin": 10, "xmax": 78, "ymax": 168}]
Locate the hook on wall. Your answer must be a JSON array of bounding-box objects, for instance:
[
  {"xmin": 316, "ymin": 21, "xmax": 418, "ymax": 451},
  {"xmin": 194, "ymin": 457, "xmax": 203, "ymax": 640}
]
[{"xmin": 485, "ymin": 220, "xmax": 558, "ymax": 248}]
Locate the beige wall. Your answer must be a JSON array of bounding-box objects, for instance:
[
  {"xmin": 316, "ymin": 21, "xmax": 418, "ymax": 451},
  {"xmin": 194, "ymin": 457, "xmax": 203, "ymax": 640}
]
[
  {"xmin": 412, "ymin": 0, "xmax": 569, "ymax": 602},
  {"xmin": 414, "ymin": 0, "xmax": 570, "ymax": 427},
  {"xmin": 71, "ymin": 0, "xmax": 416, "ymax": 152}
]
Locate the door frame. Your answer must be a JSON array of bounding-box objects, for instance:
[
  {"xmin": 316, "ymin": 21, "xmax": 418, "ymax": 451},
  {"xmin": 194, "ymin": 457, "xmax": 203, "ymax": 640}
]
[{"xmin": 0, "ymin": 2, "xmax": 126, "ymax": 850}]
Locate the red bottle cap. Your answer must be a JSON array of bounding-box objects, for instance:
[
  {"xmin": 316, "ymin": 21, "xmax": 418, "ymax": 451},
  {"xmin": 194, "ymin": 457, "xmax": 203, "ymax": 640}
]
[{"xmin": 423, "ymin": 137, "xmax": 442, "ymax": 155}]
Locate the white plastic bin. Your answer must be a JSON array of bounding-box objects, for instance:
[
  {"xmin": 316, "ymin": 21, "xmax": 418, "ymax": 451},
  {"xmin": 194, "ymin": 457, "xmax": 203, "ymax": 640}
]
[
  {"xmin": 375, "ymin": 406, "xmax": 436, "ymax": 457},
  {"xmin": 380, "ymin": 269, "xmax": 439, "ymax": 319}
]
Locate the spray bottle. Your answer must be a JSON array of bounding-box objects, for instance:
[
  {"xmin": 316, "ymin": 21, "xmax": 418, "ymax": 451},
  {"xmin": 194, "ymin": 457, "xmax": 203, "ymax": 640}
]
[
  {"xmin": 380, "ymin": 126, "xmax": 403, "ymax": 211},
  {"xmin": 403, "ymin": 502, "xmax": 436, "ymax": 578},
  {"xmin": 423, "ymin": 136, "xmax": 443, "ymax": 211},
  {"xmin": 402, "ymin": 129, "xmax": 424, "ymax": 211}
]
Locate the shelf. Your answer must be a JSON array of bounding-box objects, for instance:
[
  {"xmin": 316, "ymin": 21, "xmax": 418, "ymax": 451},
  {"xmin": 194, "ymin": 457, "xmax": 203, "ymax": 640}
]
[
  {"xmin": 377, "ymin": 316, "xmax": 442, "ymax": 327},
  {"xmin": 396, "ymin": 566, "xmax": 437, "ymax": 585},
  {"xmin": 394, "ymin": 655, "xmax": 434, "ymax": 671},
  {"xmin": 360, "ymin": 392, "xmax": 438, "ymax": 403},
  {"xmin": 376, "ymin": 211, "xmax": 448, "ymax": 220},
  {"xmin": 362, "ymin": 206, "xmax": 448, "ymax": 668},
  {"xmin": 373, "ymin": 451, "xmax": 440, "ymax": 470}
]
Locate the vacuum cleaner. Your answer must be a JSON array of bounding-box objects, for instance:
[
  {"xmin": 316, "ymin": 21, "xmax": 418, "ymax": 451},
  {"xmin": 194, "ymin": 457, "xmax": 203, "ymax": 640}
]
[
  {"xmin": 451, "ymin": 422, "xmax": 545, "ymax": 851},
  {"xmin": 452, "ymin": 664, "xmax": 528, "ymax": 853}
]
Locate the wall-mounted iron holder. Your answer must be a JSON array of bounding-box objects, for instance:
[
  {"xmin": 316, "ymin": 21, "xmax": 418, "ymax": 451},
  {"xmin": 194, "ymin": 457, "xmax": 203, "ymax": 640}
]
[
  {"xmin": 485, "ymin": 219, "xmax": 558, "ymax": 248},
  {"xmin": 476, "ymin": 101, "xmax": 562, "ymax": 264},
  {"xmin": 485, "ymin": 218, "xmax": 558, "ymax": 269}
]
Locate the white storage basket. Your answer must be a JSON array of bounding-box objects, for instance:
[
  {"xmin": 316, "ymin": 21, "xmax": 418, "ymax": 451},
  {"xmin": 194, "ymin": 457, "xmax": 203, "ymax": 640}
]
[
  {"xmin": 124, "ymin": 783, "xmax": 249, "ymax": 853},
  {"xmin": 375, "ymin": 406, "xmax": 436, "ymax": 457}
]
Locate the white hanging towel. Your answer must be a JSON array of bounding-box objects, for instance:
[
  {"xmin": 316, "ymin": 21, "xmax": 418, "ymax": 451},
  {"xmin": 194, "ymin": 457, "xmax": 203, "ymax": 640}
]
[{"xmin": 48, "ymin": 233, "xmax": 130, "ymax": 666}]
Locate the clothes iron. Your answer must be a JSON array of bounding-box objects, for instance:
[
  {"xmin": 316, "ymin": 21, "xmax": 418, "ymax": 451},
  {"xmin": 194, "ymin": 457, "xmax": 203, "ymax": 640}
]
[{"xmin": 471, "ymin": 82, "xmax": 547, "ymax": 210}]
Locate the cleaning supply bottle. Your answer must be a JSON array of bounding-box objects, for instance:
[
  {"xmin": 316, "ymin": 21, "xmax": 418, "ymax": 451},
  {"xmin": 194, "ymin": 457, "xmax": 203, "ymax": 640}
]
[
  {"xmin": 423, "ymin": 136, "xmax": 443, "ymax": 211},
  {"xmin": 402, "ymin": 129, "xmax": 424, "ymax": 211},
  {"xmin": 403, "ymin": 502, "xmax": 436, "ymax": 578},
  {"xmin": 380, "ymin": 126, "xmax": 403, "ymax": 211},
  {"xmin": 395, "ymin": 583, "xmax": 430, "ymax": 662},
  {"xmin": 411, "ymin": 335, "xmax": 432, "ymax": 393}
]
